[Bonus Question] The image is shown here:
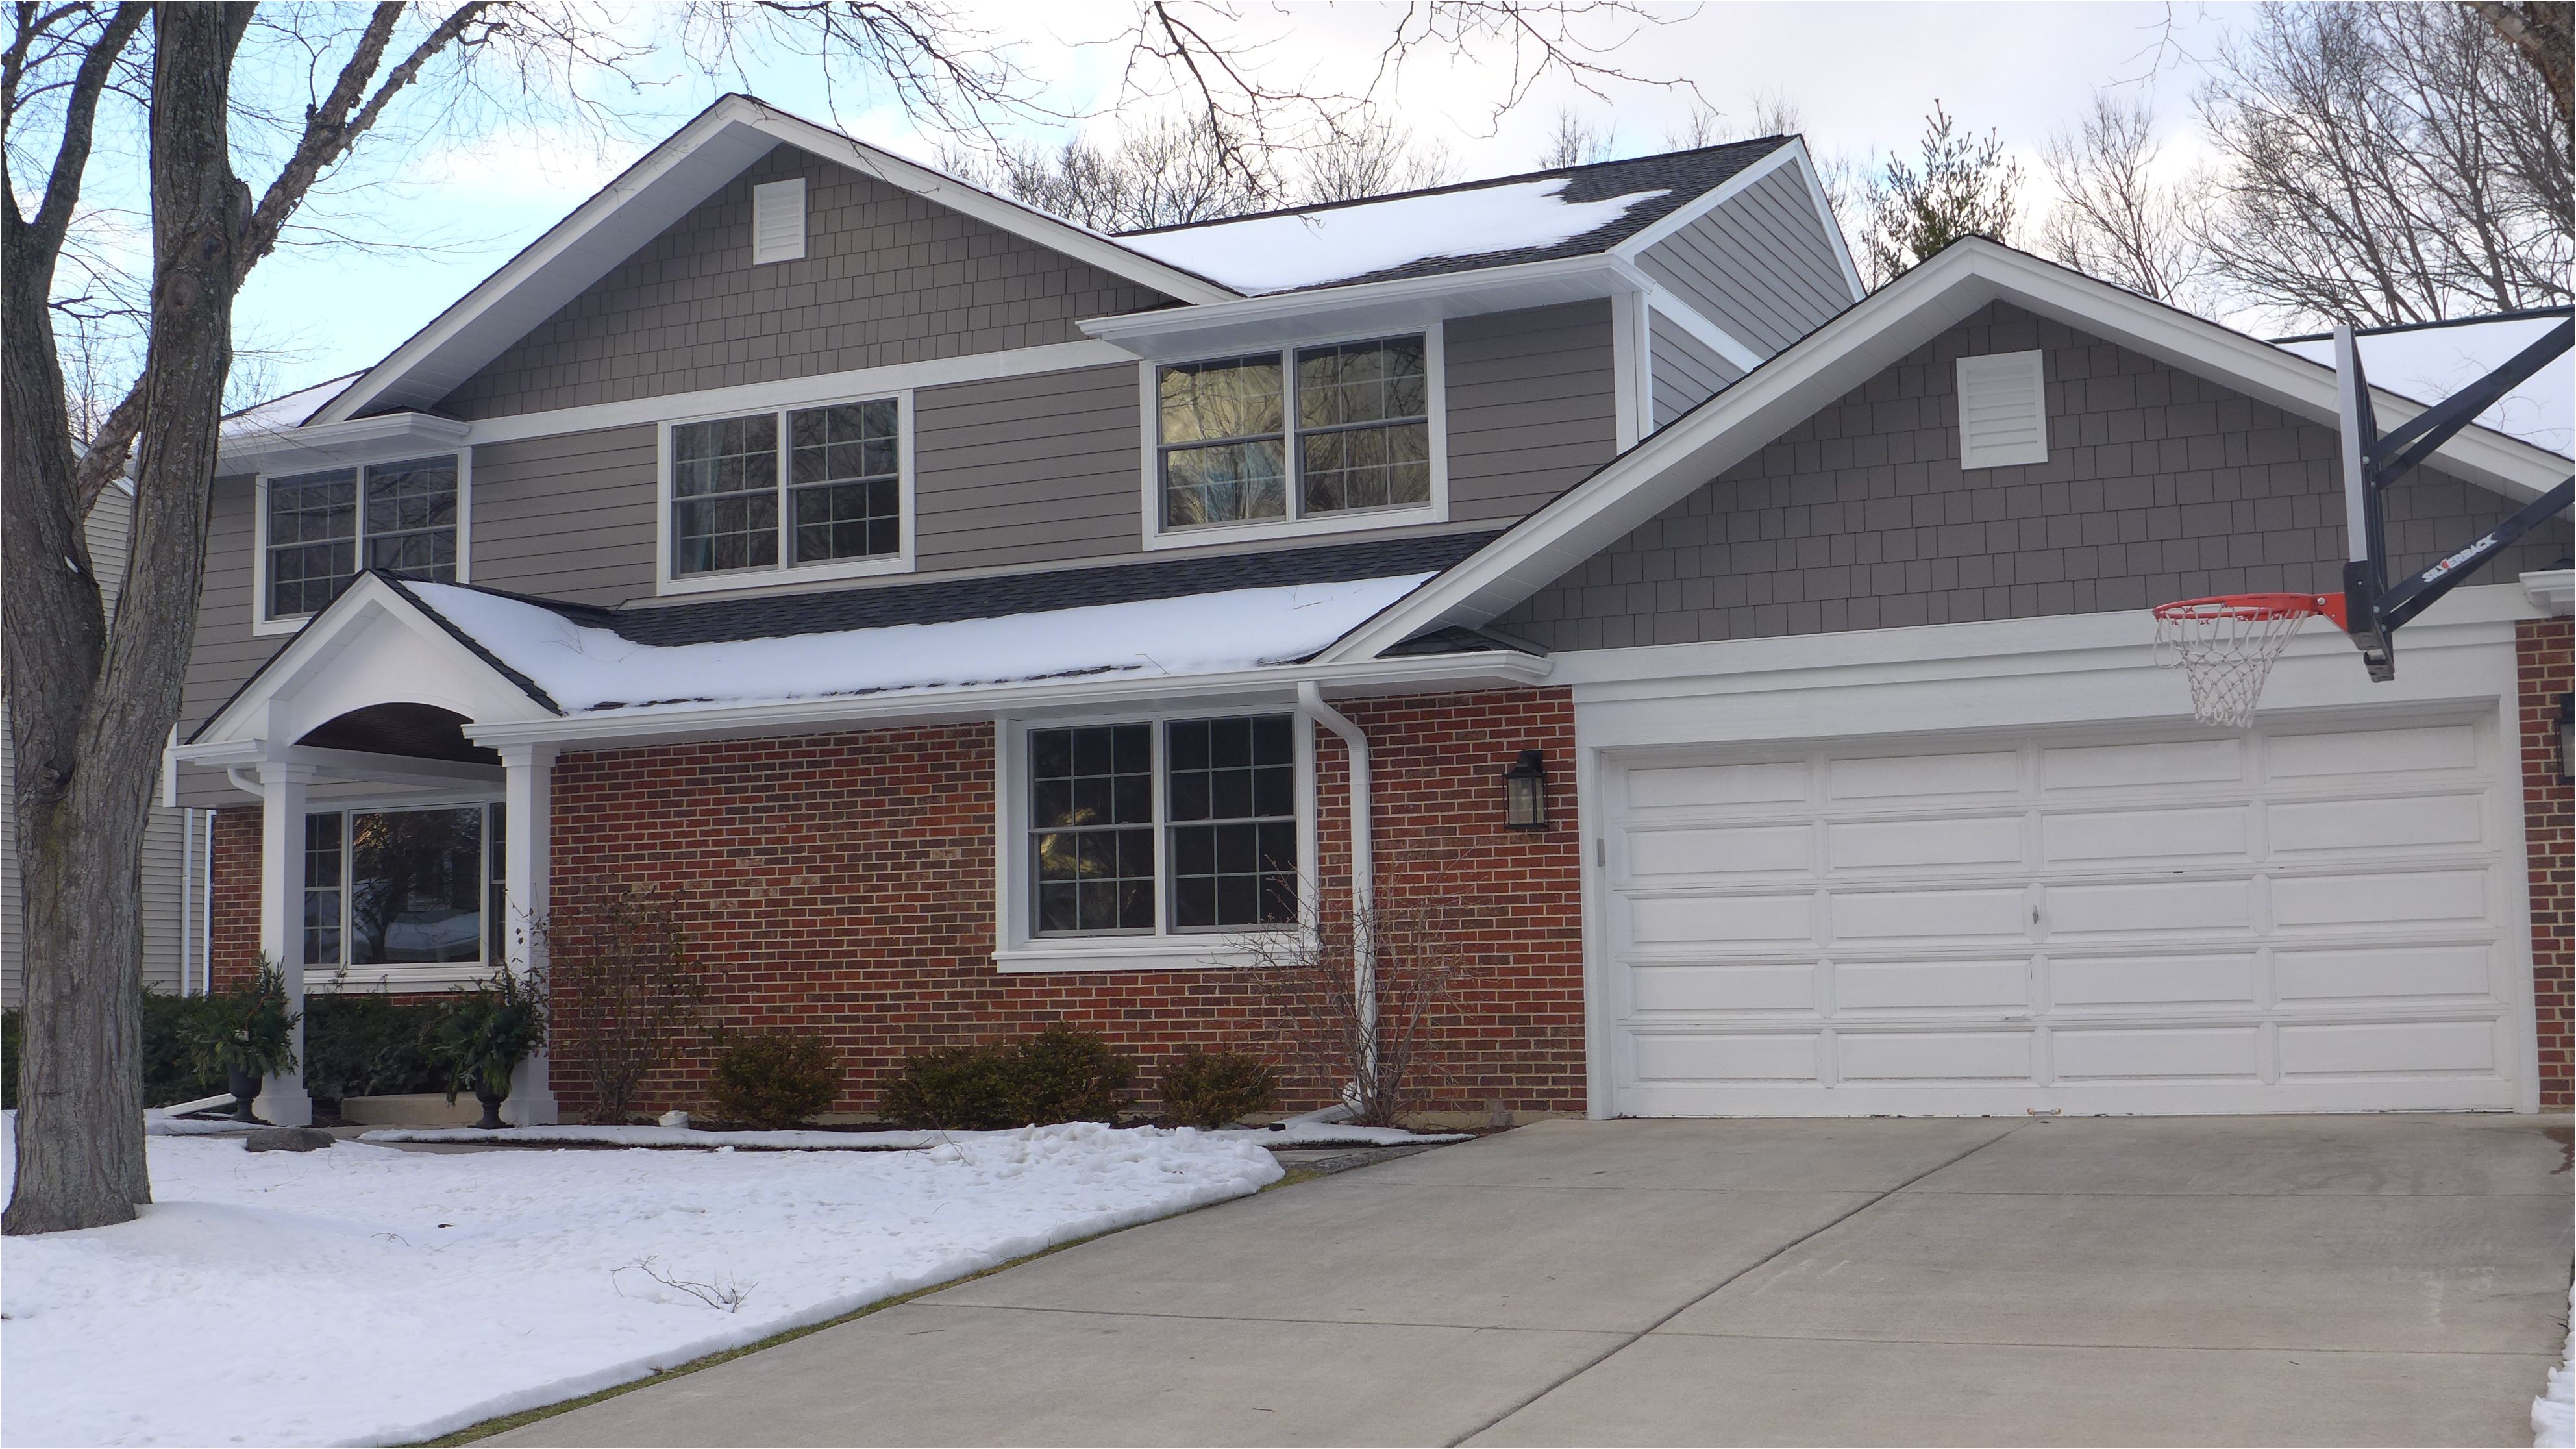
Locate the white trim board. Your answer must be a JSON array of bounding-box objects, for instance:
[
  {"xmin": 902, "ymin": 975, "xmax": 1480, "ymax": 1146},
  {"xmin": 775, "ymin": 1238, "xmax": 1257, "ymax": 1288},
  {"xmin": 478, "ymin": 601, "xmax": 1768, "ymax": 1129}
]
[{"xmin": 1317, "ymin": 238, "xmax": 2576, "ymax": 665}]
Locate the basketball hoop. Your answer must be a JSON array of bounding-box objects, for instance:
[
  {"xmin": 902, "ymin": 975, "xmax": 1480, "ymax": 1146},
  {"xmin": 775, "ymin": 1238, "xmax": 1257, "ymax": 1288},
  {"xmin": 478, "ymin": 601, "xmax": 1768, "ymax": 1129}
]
[{"xmin": 2153, "ymin": 593, "xmax": 2348, "ymax": 728}]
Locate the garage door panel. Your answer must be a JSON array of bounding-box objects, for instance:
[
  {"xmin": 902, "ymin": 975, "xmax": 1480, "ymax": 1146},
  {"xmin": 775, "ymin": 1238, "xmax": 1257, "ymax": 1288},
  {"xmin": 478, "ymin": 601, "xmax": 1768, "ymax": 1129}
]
[
  {"xmin": 2277, "ymin": 1020, "xmax": 2500, "ymax": 1078},
  {"xmin": 1631, "ymin": 1032, "xmax": 1820, "ymax": 1082},
  {"xmin": 1838, "ymin": 1031, "xmax": 2031, "ymax": 1081},
  {"xmin": 1829, "ymin": 750, "xmax": 2018, "ymax": 800},
  {"xmin": 1603, "ymin": 712, "xmax": 2519, "ymax": 1117},
  {"xmin": 2265, "ymin": 723, "xmax": 2479, "ymax": 780},
  {"xmin": 2050, "ymin": 952, "xmax": 2259, "ymax": 1009},
  {"xmin": 1835, "ymin": 959, "xmax": 2027, "ymax": 1011},
  {"xmin": 2054, "ymin": 1026, "xmax": 2262, "ymax": 1080},
  {"xmin": 2275, "ymin": 943, "xmax": 2497, "ymax": 1004},
  {"xmin": 1628, "ymin": 961, "xmax": 1816, "ymax": 1014},
  {"xmin": 1627, "ymin": 823, "xmax": 1813, "ymax": 882},
  {"xmin": 1832, "ymin": 887, "xmax": 2027, "ymax": 941},
  {"xmin": 2272, "ymin": 869, "xmax": 2490, "ymax": 928},
  {"xmin": 1627, "ymin": 892, "xmax": 1813, "ymax": 947},
  {"xmin": 2046, "ymin": 878, "xmax": 2251, "ymax": 935},
  {"xmin": 2267, "ymin": 793, "xmax": 2486, "ymax": 856},
  {"xmin": 2043, "ymin": 805, "xmax": 2249, "ymax": 863},
  {"xmin": 1827, "ymin": 815, "xmax": 2022, "ymax": 872},
  {"xmin": 2040, "ymin": 737, "xmax": 2245, "ymax": 792}
]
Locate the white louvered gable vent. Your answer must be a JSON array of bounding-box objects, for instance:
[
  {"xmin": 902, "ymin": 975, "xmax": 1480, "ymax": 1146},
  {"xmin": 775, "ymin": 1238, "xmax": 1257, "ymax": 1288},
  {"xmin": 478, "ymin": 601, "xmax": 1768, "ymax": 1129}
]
[
  {"xmin": 1955, "ymin": 350, "xmax": 2049, "ymax": 469},
  {"xmin": 751, "ymin": 178, "xmax": 806, "ymax": 265}
]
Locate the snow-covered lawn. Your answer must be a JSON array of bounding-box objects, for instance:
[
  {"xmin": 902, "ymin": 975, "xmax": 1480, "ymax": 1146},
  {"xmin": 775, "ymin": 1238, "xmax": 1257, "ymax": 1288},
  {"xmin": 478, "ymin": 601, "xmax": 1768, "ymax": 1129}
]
[
  {"xmin": 2539, "ymin": 1282, "xmax": 2575, "ymax": 1448},
  {"xmin": 0, "ymin": 1115, "xmax": 1280, "ymax": 1447}
]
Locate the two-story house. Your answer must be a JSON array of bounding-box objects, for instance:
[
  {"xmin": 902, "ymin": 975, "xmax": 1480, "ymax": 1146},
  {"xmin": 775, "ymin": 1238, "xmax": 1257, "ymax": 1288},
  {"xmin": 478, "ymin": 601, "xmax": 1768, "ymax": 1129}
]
[{"xmin": 173, "ymin": 95, "xmax": 2571, "ymax": 1127}]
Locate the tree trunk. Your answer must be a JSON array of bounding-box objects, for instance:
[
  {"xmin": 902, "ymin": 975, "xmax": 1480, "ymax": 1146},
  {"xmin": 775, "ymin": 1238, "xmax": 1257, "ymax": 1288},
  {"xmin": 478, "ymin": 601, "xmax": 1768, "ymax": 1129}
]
[{"xmin": 4, "ymin": 2, "xmax": 249, "ymax": 1237}]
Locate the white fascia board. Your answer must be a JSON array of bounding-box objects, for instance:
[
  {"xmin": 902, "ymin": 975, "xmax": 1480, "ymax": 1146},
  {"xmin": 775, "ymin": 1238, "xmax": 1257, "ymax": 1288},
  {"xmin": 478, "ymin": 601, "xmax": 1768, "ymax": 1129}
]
[
  {"xmin": 1631, "ymin": 277, "xmax": 1765, "ymax": 374},
  {"xmin": 460, "ymin": 650, "xmax": 1551, "ymax": 752},
  {"xmin": 1609, "ymin": 139, "xmax": 1800, "ymax": 260},
  {"xmin": 2523, "ymin": 568, "xmax": 2573, "ymax": 615},
  {"xmin": 1078, "ymin": 253, "xmax": 1635, "ymax": 360},
  {"xmin": 1319, "ymin": 240, "xmax": 2574, "ymax": 663},
  {"xmin": 218, "ymin": 411, "xmax": 470, "ymax": 475},
  {"xmin": 315, "ymin": 97, "xmax": 1235, "ymax": 426}
]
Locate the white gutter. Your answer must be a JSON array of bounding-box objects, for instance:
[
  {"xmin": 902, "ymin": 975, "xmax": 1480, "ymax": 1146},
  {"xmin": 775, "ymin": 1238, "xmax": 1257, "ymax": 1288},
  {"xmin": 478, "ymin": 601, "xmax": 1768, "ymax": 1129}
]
[{"xmin": 1298, "ymin": 681, "xmax": 1376, "ymax": 1091}]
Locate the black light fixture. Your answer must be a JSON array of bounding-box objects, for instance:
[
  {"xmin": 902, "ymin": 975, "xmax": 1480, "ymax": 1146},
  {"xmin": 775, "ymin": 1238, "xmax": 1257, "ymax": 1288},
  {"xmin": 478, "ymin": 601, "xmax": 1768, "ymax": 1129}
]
[
  {"xmin": 1502, "ymin": 749, "xmax": 1548, "ymax": 830},
  {"xmin": 2559, "ymin": 692, "xmax": 2574, "ymax": 784}
]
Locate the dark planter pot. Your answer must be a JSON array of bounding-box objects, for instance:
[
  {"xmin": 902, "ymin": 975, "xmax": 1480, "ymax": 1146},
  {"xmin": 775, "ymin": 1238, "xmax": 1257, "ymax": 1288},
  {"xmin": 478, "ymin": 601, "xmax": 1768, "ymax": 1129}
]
[
  {"xmin": 227, "ymin": 1068, "xmax": 262, "ymax": 1123},
  {"xmin": 473, "ymin": 1079, "xmax": 508, "ymax": 1130}
]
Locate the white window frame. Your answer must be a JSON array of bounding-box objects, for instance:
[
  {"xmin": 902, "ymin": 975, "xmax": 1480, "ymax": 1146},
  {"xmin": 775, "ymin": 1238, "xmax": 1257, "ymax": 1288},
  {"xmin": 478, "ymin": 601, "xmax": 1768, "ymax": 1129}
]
[
  {"xmin": 1138, "ymin": 323, "xmax": 1448, "ymax": 551},
  {"xmin": 653, "ymin": 390, "xmax": 917, "ymax": 597},
  {"xmin": 992, "ymin": 707, "xmax": 1317, "ymax": 974},
  {"xmin": 253, "ymin": 452, "xmax": 473, "ymax": 638},
  {"xmin": 299, "ymin": 795, "xmax": 504, "ymax": 994}
]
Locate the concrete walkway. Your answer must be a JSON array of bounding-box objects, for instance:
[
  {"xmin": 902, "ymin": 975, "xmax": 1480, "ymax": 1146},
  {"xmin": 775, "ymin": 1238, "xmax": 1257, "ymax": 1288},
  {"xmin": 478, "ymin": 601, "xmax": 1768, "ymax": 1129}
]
[{"xmin": 493, "ymin": 1114, "xmax": 2574, "ymax": 1447}]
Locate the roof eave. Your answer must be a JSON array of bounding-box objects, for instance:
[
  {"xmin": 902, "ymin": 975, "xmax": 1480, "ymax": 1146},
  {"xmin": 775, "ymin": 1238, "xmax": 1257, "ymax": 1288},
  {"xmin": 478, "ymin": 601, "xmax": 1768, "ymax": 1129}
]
[{"xmin": 1078, "ymin": 253, "xmax": 1642, "ymax": 360}]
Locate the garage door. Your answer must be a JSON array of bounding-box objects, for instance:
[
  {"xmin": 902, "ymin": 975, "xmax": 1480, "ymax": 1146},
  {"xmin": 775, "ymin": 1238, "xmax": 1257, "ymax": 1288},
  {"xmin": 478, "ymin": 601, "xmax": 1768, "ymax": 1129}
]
[{"xmin": 1601, "ymin": 713, "xmax": 2525, "ymax": 1115}]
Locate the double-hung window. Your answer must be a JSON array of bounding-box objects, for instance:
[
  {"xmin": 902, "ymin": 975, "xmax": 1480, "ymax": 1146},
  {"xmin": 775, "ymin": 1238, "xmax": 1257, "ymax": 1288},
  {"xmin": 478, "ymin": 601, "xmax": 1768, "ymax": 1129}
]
[
  {"xmin": 1153, "ymin": 333, "xmax": 1435, "ymax": 536},
  {"xmin": 263, "ymin": 454, "xmax": 460, "ymax": 622},
  {"xmin": 303, "ymin": 803, "xmax": 503, "ymax": 982},
  {"xmin": 1025, "ymin": 714, "xmax": 1300, "ymax": 941},
  {"xmin": 668, "ymin": 397, "xmax": 906, "ymax": 584}
]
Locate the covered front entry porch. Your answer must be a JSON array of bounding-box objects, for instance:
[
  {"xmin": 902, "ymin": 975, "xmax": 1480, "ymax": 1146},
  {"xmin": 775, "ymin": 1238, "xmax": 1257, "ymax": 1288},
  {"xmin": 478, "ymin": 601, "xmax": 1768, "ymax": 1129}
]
[{"xmin": 171, "ymin": 575, "xmax": 564, "ymax": 1125}]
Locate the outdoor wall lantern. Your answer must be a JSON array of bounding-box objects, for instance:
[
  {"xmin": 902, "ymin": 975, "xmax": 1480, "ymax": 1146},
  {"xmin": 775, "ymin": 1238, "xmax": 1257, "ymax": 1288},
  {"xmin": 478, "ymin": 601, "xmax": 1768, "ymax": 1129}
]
[{"xmin": 1502, "ymin": 749, "xmax": 1549, "ymax": 830}]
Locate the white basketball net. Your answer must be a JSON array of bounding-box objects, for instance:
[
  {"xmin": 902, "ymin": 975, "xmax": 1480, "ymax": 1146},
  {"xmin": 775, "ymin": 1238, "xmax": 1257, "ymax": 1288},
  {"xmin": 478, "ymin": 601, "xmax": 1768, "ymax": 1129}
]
[{"xmin": 2153, "ymin": 597, "xmax": 2322, "ymax": 729}]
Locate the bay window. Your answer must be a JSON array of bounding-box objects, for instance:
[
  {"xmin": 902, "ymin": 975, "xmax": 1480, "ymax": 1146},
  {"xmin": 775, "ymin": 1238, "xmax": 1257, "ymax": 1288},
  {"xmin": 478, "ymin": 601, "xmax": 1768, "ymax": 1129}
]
[
  {"xmin": 264, "ymin": 454, "xmax": 460, "ymax": 621},
  {"xmin": 1153, "ymin": 334, "xmax": 1435, "ymax": 535}
]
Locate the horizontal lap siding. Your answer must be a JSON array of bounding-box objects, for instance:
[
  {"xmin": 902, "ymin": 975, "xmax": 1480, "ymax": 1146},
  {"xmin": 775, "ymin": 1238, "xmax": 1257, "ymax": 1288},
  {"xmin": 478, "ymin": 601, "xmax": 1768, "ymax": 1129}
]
[
  {"xmin": 471, "ymin": 425, "xmax": 658, "ymax": 603},
  {"xmin": 915, "ymin": 364, "xmax": 1142, "ymax": 571},
  {"xmin": 1498, "ymin": 301, "xmax": 2572, "ymax": 652},
  {"xmin": 174, "ymin": 476, "xmax": 275, "ymax": 809},
  {"xmin": 1448, "ymin": 301, "xmax": 1619, "ymax": 523},
  {"xmin": 1636, "ymin": 166, "xmax": 1852, "ymax": 356},
  {"xmin": 1649, "ymin": 309, "xmax": 1742, "ymax": 430}
]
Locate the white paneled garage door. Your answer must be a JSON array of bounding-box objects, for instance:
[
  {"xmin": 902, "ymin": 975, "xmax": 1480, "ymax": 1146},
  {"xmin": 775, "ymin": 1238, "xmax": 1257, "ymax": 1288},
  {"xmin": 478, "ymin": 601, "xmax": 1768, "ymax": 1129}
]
[{"xmin": 1600, "ymin": 713, "xmax": 2526, "ymax": 1115}]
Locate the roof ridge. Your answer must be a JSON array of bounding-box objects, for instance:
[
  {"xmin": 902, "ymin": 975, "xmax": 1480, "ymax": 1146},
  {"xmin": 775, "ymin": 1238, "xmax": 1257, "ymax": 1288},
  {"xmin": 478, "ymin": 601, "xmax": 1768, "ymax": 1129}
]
[{"xmin": 1116, "ymin": 135, "xmax": 1791, "ymax": 237}]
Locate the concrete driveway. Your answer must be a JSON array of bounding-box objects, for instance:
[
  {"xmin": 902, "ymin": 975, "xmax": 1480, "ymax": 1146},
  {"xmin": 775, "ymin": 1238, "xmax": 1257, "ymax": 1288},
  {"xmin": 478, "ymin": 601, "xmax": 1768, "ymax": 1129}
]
[{"xmin": 494, "ymin": 1114, "xmax": 2573, "ymax": 1447}]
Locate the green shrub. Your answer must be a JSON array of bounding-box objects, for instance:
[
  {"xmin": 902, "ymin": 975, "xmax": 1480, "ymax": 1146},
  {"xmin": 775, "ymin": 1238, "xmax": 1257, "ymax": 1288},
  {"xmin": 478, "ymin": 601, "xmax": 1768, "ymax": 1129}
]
[
  {"xmin": 878, "ymin": 1045, "xmax": 1015, "ymax": 1130},
  {"xmin": 180, "ymin": 963, "xmax": 300, "ymax": 1084},
  {"xmin": 302, "ymin": 991, "xmax": 445, "ymax": 1104},
  {"xmin": 708, "ymin": 1032, "xmax": 844, "ymax": 1129},
  {"xmin": 140, "ymin": 989, "xmax": 225, "ymax": 1106},
  {"xmin": 1157, "ymin": 1048, "xmax": 1278, "ymax": 1128},
  {"xmin": 1006, "ymin": 1026, "xmax": 1132, "ymax": 1124},
  {"xmin": 437, "ymin": 967, "xmax": 547, "ymax": 1104}
]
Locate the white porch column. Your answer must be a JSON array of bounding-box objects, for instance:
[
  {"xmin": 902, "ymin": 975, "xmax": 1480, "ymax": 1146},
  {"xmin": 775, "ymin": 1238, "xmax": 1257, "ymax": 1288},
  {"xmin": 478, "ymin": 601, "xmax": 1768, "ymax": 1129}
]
[
  {"xmin": 499, "ymin": 743, "xmax": 559, "ymax": 1126},
  {"xmin": 253, "ymin": 761, "xmax": 315, "ymax": 1127}
]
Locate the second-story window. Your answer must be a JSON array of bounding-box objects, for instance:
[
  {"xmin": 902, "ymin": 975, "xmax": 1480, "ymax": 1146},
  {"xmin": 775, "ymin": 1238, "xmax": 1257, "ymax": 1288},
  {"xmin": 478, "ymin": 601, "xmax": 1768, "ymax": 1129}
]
[
  {"xmin": 1156, "ymin": 334, "xmax": 1429, "ymax": 532},
  {"xmin": 671, "ymin": 399, "xmax": 903, "ymax": 578},
  {"xmin": 266, "ymin": 455, "xmax": 458, "ymax": 619}
]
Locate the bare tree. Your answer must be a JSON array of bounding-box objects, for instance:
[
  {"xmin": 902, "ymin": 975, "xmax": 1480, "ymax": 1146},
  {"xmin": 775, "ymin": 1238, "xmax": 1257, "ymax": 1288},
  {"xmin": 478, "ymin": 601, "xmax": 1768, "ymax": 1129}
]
[
  {"xmin": 1855, "ymin": 101, "xmax": 2024, "ymax": 289},
  {"xmin": 537, "ymin": 887, "xmax": 710, "ymax": 1125},
  {"xmin": 1235, "ymin": 891, "xmax": 1479, "ymax": 1127},
  {"xmin": 2466, "ymin": 0, "xmax": 2573, "ymax": 132},
  {"xmin": 1664, "ymin": 92, "xmax": 1802, "ymax": 151},
  {"xmin": 1295, "ymin": 116, "xmax": 1455, "ymax": 204},
  {"xmin": 1536, "ymin": 105, "xmax": 1613, "ymax": 167},
  {"xmin": 2042, "ymin": 91, "xmax": 2212, "ymax": 306},
  {"xmin": 6, "ymin": 0, "xmax": 1697, "ymax": 1235},
  {"xmin": 2192, "ymin": 1, "xmax": 2573, "ymax": 327}
]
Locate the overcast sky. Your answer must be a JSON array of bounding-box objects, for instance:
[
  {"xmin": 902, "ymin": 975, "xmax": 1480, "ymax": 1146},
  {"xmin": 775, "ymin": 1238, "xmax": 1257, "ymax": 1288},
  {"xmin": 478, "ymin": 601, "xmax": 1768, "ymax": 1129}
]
[{"xmin": 221, "ymin": 1, "xmax": 2247, "ymax": 403}]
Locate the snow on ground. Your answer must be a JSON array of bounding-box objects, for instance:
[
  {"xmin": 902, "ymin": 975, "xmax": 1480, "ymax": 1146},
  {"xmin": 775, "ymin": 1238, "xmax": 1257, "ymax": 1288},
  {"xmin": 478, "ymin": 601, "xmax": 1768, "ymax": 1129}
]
[
  {"xmin": 0, "ymin": 1115, "xmax": 1280, "ymax": 1448},
  {"xmin": 362, "ymin": 1124, "xmax": 935, "ymax": 1150},
  {"xmin": 2275, "ymin": 316, "xmax": 2573, "ymax": 458},
  {"xmin": 1121, "ymin": 180, "xmax": 1671, "ymax": 295},
  {"xmin": 408, "ymin": 573, "xmax": 1432, "ymax": 713},
  {"xmin": 2539, "ymin": 1282, "xmax": 2575, "ymax": 1448}
]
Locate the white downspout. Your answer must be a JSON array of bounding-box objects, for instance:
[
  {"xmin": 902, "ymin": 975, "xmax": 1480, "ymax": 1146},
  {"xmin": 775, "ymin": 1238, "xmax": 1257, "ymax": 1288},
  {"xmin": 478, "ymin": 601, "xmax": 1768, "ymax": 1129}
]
[{"xmin": 1298, "ymin": 681, "xmax": 1375, "ymax": 1099}]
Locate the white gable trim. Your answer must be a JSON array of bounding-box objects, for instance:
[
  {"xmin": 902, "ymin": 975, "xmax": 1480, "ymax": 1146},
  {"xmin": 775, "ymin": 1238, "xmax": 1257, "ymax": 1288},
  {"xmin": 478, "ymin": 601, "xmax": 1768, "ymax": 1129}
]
[
  {"xmin": 180, "ymin": 575, "xmax": 555, "ymax": 758},
  {"xmin": 1318, "ymin": 238, "xmax": 2574, "ymax": 663},
  {"xmin": 314, "ymin": 96, "xmax": 1235, "ymax": 425},
  {"xmin": 1609, "ymin": 138, "xmax": 1802, "ymax": 261}
]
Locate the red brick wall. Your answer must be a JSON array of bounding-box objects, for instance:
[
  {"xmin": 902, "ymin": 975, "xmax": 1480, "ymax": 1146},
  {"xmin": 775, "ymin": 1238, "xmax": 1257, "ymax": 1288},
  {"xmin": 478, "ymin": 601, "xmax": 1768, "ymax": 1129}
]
[
  {"xmin": 2520, "ymin": 617, "xmax": 2572, "ymax": 1110},
  {"xmin": 539, "ymin": 689, "xmax": 1585, "ymax": 1121},
  {"xmin": 208, "ymin": 806, "xmax": 262, "ymax": 991}
]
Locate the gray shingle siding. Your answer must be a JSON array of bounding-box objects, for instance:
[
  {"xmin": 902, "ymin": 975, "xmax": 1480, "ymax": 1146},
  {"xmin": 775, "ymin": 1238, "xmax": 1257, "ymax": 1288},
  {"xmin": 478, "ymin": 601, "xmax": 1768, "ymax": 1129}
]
[
  {"xmin": 433, "ymin": 143, "xmax": 1175, "ymax": 421},
  {"xmin": 1448, "ymin": 300, "xmax": 1619, "ymax": 522},
  {"xmin": 1635, "ymin": 165, "xmax": 1853, "ymax": 356},
  {"xmin": 1496, "ymin": 301, "xmax": 2570, "ymax": 651},
  {"xmin": 1648, "ymin": 308, "xmax": 1742, "ymax": 430}
]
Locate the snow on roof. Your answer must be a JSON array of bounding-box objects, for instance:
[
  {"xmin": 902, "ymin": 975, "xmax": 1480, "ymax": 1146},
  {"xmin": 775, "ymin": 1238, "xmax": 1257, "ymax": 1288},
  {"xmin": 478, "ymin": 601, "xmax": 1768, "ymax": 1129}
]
[
  {"xmin": 408, "ymin": 573, "xmax": 1435, "ymax": 713},
  {"xmin": 220, "ymin": 373, "xmax": 361, "ymax": 443},
  {"xmin": 2274, "ymin": 314, "xmax": 2571, "ymax": 458},
  {"xmin": 1119, "ymin": 179, "xmax": 1674, "ymax": 296}
]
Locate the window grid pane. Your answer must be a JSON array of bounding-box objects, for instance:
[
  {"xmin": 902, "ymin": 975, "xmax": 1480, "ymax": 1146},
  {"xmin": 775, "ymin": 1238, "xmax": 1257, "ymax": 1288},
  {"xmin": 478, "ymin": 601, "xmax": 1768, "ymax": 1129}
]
[
  {"xmin": 1165, "ymin": 715, "xmax": 1296, "ymax": 930},
  {"xmin": 788, "ymin": 401, "xmax": 901, "ymax": 563},
  {"xmin": 672, "ymin": 414, "xmax": 780, "ymax": 575},
  {"xmin": 1159, "ymin": 357, "xmax": 1286, "ymax": 529},
  {"xmin": 1296, "ymin": 337, "xmax": 1430, "ymax": 516},
  {"xmin": 349, "ymin": 807, "xmax": 486, "ymax": 966},
  {"xmin": 304, "ymin": 812, "xmax": 343, "ymax": 969},
  {"xmin": 1029, "ymin": 724, "xmax": 1156, "ymax": 934},
  {"xmin": 267, "ymin": 469, "xmax": 356, "ymax": 616},
  {"xmin": 361, "ymin": 458, "xmax": 460, "ymax": 582}
]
